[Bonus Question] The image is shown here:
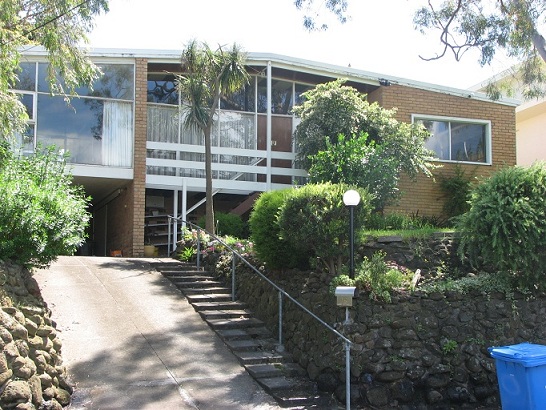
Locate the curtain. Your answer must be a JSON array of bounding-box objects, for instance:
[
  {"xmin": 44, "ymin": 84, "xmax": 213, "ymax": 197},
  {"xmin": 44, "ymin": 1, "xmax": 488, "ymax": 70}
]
[{"xmin": 102, "ymin": 101, "xmax": 133, "ymax": 167}]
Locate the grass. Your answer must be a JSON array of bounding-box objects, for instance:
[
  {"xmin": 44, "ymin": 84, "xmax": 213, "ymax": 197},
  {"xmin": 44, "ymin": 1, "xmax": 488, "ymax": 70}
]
[{"xmin": 360, "ymin": 227, "xmax": 454, "ymax": 241}]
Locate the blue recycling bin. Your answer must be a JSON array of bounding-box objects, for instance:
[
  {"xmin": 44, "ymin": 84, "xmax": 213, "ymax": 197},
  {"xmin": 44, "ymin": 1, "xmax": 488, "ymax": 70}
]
[{"xmin": 489, "ymin": 343, "xmax": 546, "ymax": 409}]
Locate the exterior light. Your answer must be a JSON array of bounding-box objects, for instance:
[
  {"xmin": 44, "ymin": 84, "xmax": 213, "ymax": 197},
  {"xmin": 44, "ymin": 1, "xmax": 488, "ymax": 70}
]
[{"xmin": 343, "ymin": 190, "xmax": 360, "ymax": 279}]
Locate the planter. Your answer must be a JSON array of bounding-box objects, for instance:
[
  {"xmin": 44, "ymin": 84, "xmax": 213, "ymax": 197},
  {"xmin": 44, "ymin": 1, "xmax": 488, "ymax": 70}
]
[{"xmin": 144, "ymin": 245, "xmax": 156, "ymax": 257}]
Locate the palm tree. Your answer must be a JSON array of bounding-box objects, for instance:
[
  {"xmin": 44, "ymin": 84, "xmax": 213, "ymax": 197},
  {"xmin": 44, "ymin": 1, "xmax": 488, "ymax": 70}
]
[{"xmin": 177, "ymin": 40, "xmax": 249, "ymax": 234}]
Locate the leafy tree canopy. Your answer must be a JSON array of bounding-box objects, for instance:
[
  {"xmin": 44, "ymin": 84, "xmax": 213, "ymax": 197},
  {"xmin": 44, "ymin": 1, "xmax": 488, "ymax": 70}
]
[
  {"xmin": 414, "ymin": 0, "xmax": 546, "ymax": 100},
  {"xmin": 294, "ymin": 0, "xmax": 348, "ymax": 30},
  {"xmin": 293, "ymin": 80, "xmax": 435, "ymax": 192},
  {"xmin": 1, "ymin": 0, "xmax": 109, "ymax": 139}
]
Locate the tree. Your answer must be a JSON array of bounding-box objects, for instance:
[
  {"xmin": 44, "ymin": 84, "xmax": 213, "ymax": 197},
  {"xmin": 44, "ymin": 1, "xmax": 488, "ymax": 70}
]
[
  {"xmin": 414, "ymin": 0, "xmax": 546, "ymax": 100},
  {"xmin": 0, "ymin": 143, "xmax": 91, "ymax": 268},
  {"xmin": 1, "ymin": 0, "xmax": 108, "ymax": 140},
  {"xmin": 294, "ymin": 0, "xmax": 349, "ymax": 30},
  {"xmin": 308, "ymin": 133, "xmax": 401, "ymax": 210},
  {"xmin": 293, "ymin": 80, "xmax": 435, "ymax": 208},
  {"xmin": 176, "ymin": 40, "xmax": 249, "ymax": 233}
]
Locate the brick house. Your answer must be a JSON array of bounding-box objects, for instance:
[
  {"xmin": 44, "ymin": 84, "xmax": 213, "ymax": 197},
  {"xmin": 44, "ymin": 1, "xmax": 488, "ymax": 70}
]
[{"xmin": 14, "ymin": 47, "xmax": 517, "ymax": 257}]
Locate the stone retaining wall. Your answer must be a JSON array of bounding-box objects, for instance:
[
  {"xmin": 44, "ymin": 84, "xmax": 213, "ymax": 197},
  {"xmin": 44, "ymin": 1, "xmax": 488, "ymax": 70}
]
[
  {"xmin": 207, "ymin": 234, "xmax": 544, "ymax": 408},
  {"xmin": 0, "ymin": 261, "xmax": 71, "ymax": 410}
]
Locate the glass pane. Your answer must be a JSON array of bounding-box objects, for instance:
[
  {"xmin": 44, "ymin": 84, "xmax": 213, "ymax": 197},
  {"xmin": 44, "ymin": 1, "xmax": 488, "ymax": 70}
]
[
  {"xmin": 148, "ymin": 73, "xmax": 178, "ymax": 104},
  {"xmin": 18, "ymin": 93, "xmax": 33, "ymax": 119},
  {"xmin": 257, "ymin": 78, "xmax": 293, "ymax": 114},
  {"xmin": 451, "ymin": 123, "xmax": 486, "ymax": 162},
  {"xmin": 14, "ymin": 63, "xmax": 36, "ymax": 91},
  {"xmin": 147, "ymin": 105, "xmax": 179, "ymax": 142},
  {"xmin": 38, "ymin": 63, "xmax": 134, "ymax": 100},
  {"xmin": 14, "ymin": 124, "xmax": 35, "ymax": 156},
  {"xmin": 295, "ymin": 83, "xmax": 312, "ymax": 106},
  {"xmin": 221, "ymin": 79, "xmax": 255, "ymax": 112},
  {"xmin": 421, "ymin": 120, "xmax": 450, "ymax": 160},
  {"xmin": 37, "ymin": 94, "xmax": 104, "ymax": 165}
]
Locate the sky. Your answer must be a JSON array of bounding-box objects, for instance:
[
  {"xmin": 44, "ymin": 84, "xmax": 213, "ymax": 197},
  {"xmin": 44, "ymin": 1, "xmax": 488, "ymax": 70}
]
[{"xmin": 87, "ymin": 0, "xmax": 516, "ymax": 90}]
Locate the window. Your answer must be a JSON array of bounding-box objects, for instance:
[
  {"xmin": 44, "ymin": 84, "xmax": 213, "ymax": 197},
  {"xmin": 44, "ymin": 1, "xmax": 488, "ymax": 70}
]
[{"xmin": 414, "ymin": 115, "xmax": 491, "ymax": 164}]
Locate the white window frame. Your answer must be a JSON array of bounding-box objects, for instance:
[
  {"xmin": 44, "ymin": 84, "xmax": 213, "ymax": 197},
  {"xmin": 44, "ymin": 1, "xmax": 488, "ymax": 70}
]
[{"xmin": 412, "ymin": 114, "xmax": 492, "ymax": 165}]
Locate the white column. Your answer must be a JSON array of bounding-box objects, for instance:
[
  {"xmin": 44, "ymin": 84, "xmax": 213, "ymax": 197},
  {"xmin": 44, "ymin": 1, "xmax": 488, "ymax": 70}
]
[{"xmin": 266, "ymin": 61, "xmax": 272, "ymax": 191}]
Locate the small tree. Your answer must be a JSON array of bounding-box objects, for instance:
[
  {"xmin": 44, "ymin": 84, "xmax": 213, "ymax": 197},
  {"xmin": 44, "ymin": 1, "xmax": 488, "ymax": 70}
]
[
  {"xmin": 456, "ymin": 163, "xmax": 546, "ymax": 289},
  {"xmin": 309, "ymin": 133, "xmax": 400, "ymax": 211},
  {"xmin": 277, "ymin": 183, "xmax": 373, "ymax": 275},
  {"xmin": 294, "ymin": 80, "xmax": 435, "ymax": 209},
  {"xmin": 0, "ymin": 145, "xmax": 91, "ymax": 268},
  {"xmin": 177, "ymin": 40, "xmax": 249, "ymax": 233}
]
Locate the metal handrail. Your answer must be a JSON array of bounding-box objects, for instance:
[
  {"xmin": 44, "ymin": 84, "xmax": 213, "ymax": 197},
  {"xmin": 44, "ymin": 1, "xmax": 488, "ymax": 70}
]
[{"xmin": 168, "ymin": 216, "xmax": 353, "ymax": 409}]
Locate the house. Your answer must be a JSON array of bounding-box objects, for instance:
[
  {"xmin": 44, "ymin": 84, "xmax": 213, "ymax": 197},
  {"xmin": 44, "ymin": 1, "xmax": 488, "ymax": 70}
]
[
  {"xmin": 14, "ymin": 47, "xmax": 518, "ymax": 257},
  {"xmin": 513, "ymin": 97, "xmax": 546, "ymax": 166}
]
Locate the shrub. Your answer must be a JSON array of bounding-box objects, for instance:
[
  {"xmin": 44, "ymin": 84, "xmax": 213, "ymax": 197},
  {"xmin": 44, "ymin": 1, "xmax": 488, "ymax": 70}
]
[
  {"xmin": 198, "ymin": 212, "xmax": 246, "ymax": 238},
  {"xmin": 0, "ymin": 146, "xmax": 91, "ymax": 268},
  {"xmin": 456, "ymin": 163, "xmax": 546, "ymax": 290},
  {"xmin": 249, "ymin": 189, "xmax": 308, "ymax": 270},
  {"xmin": 328, "ymin": 251, "xmax": 411, "ymax": 302},
  {"xmin": 438, "ymin": 165, "xmax": 474, "ymax": 222},
  {"xmin": 278, "ymin": 183, "xmax": 373, "ymax": 274},
  {"xmin": 354, "ymin": 251, "xmax": 411, "ymax": 302}
]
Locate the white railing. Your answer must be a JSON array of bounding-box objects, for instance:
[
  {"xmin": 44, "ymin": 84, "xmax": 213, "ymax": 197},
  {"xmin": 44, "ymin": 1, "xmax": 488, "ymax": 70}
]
[{"xmin": 146, "ymin": 104, "xmax": 308, "ymax": 191}]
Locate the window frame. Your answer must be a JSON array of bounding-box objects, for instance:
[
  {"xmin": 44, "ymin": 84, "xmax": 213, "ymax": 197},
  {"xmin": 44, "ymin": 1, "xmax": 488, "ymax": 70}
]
[{"xmin": 412, "ymin": 114, "xmax": 492, "ymax": 165}]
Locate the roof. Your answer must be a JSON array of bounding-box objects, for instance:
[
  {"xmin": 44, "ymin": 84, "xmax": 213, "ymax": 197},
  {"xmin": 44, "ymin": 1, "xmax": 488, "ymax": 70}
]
[{"xmin": 20, "ymin": 45, "xmax": 520, "ymax": 107}]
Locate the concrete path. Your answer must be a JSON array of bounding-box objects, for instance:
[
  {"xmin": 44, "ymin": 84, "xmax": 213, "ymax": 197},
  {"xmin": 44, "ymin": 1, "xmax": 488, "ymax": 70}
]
[{"xmin": 34, "ymin": 256, "xmax": 281, "ymax": 410}]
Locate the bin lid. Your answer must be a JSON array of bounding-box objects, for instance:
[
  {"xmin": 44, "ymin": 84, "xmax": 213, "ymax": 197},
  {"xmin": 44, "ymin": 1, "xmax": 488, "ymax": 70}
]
[{"xmin": 489, "ymin": 343, "xmax": 546, "ymax": 367}]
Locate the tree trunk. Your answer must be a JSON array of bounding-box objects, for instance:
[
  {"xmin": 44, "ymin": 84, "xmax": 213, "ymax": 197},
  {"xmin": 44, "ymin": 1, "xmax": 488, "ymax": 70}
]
[{"xmin": 204, "ymin": 125, "xmax": 214, "ymax": 234}]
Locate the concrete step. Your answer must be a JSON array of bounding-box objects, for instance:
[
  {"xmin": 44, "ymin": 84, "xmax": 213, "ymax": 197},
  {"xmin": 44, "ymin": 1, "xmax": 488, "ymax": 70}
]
[
  {"xmin": 192, "ymin": 301, "xmax": 246, "ymax": 311},
  {"xmin": 224, "ymin": 338, "xmax": 262, "ymax": 352},
  {"xmin": 185, "ymin": 293, "xmax": 232, "ymax": 303},
  {"xmin": 244, "ymin": 363, "xmax": 307, "ymax": 380},
  {"xmin": 181, "ymin": 287, "xmax": 232, "ymax": 295},
  {"xmin": 164, "ymin": 274, "xmax": 213, "ymax": 282},
  {"xmin": 233, "ymin": 350, "xmax": 290, "ymax": 365},
  {"xmin": 172, "ymin": 280, "xmax": 223, "ymax": 289},
  {"xmin": 207, "ymin": 317, "xmax": 264, "ymax": 330},
  {"xmin": 198, "ymin": 309, "xmax": 251, "ymax": 320},
  {"xmin": 215, "ymin": 326, "xmax": 273, "ymax": 340}
]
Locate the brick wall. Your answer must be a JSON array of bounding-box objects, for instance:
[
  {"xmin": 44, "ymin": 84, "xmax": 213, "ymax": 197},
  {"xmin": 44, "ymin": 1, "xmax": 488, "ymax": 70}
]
[
  {"xmin": 368, "ymin": 85, "xmax": 517, "ymax": 218},
  {"xmin": 131, "ymin": 58, "xmax": 148, "ymax": 257},
  {"xmin": 102, "ymin": 58, "xmax": 148, "ymax": 257}
]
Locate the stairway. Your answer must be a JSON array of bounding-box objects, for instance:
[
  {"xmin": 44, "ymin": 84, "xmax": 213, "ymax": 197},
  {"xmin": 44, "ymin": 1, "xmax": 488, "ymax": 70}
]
[{"xmin": 151, "ymin": 260, "xmax": 337, "ymax": 409}]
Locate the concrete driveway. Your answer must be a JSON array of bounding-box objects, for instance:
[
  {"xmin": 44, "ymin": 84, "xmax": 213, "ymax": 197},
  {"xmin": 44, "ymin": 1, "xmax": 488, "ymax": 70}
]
[{"xmin": 34, "ymin": 256, "xmax": 281, "ymax": 410}]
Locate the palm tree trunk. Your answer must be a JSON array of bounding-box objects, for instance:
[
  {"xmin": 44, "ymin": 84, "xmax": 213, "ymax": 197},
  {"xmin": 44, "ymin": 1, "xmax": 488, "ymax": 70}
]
[{"xmin": 204, "ymin": 125, "xmax": 214, "ymax": 234}]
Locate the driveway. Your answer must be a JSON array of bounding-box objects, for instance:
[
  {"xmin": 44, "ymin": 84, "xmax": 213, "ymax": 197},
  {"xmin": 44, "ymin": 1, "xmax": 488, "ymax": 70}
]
[{"xmin": 34, "ymin": 256, "xmax": 281, "ymax": 410}]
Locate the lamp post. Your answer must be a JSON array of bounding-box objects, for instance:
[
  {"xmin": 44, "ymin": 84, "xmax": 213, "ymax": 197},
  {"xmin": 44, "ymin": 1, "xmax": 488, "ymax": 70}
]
[{"xmin": 343, "ymin": 190, "xmax": 361, "ymax": 279}]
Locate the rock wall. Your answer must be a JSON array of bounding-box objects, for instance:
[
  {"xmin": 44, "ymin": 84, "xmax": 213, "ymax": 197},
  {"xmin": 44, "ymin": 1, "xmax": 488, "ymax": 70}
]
[
  {"xmin": 207, "ymin": 234, "xmax": 543, "ymax": 409},
  {"xmin": 0, "ymin": 261, "xmax": 71, "ymax": 410}
]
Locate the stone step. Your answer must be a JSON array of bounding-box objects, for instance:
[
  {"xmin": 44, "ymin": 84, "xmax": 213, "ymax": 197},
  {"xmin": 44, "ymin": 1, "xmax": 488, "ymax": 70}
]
[
  {"xmin": 192, "ymin": 301, "xmax": 246, "ymax": 311},
  {"xmin": 207, "ymin": 317, "xmax": 264, "ymax": 330},
  {"xmin": 185, "ymin": 293, "xmax": 232, "ymax": 303},
  {"xmin": 198, "ymin": 309, "xmax": 251, "ymax": 320},
  {"xmin": 161, "ymin": 268, "xmax": 204, "ymax": 275}
]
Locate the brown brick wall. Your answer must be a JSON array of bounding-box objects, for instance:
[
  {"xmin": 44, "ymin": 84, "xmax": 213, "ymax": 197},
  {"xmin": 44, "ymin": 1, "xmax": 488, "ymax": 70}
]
[
  {"xmin": 102, "ymin": 58, "xmax": 148, "ymax": 257},
  {"xmin": 131, "ymin": 58, "xmax": 148, "ymax": 257},
  {"xmin": 368, "ymin": 85, "xmax": 516, "ymax": 218}
]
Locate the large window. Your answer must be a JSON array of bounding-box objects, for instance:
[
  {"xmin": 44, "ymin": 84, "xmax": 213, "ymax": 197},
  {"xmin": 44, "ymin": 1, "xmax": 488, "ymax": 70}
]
[
  {"xmin": 414, "ymin": 115, "xmax": 491, "ymax": 164},
  {"xmin": 10, "ymin": 61, "xmax": 135, "ymax": 167}
]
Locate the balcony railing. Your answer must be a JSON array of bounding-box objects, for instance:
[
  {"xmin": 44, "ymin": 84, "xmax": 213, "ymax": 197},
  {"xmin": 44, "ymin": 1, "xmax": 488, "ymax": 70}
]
[{"xmin": 146, "ymin": 104, "xmax": 307, "ymax": 191}]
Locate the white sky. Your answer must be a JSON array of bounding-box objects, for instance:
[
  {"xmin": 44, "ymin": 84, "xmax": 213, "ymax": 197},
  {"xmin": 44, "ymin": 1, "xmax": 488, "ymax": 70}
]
[{"xmin": 87, "ymin": 0, "xmax": 515, "ymax": 90}]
